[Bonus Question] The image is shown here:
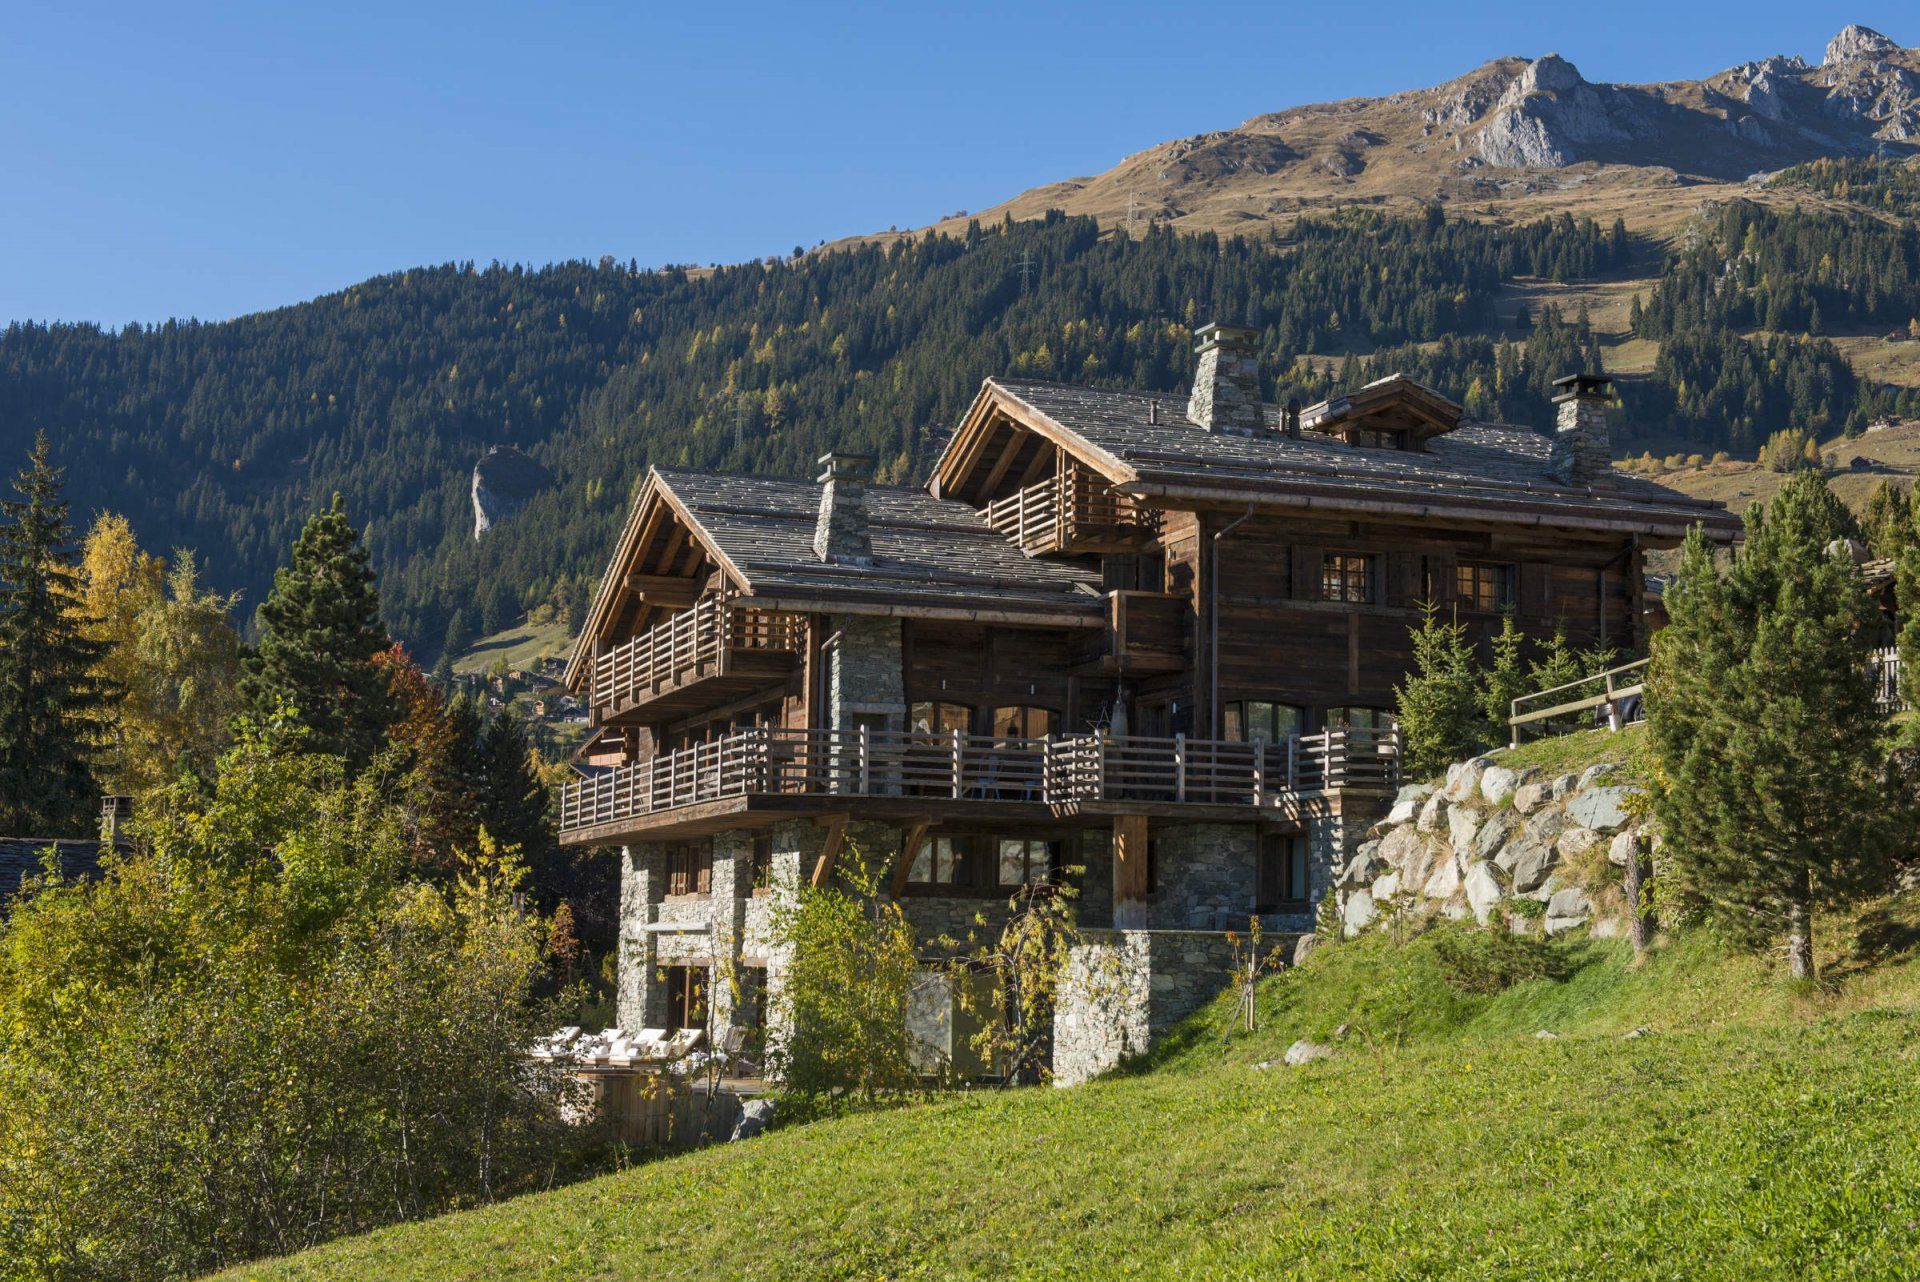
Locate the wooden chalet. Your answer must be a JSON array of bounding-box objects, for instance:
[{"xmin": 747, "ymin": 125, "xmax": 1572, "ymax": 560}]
[{"xmin": 559, "ymin": 323, "xmax": 1739, "ymax": 1079}]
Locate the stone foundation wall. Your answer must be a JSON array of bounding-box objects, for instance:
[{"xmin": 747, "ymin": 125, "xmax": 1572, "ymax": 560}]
[{"xmin": 1053, "ymin": 929, "xmax": 1248, "ymax": 1086}]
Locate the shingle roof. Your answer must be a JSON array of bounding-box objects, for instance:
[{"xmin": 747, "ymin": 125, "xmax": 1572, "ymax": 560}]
[
  {"xmin": 654, "ymin": 468, "xmax": 1103, "ymax": 621},
  {"xmin": 987, "ymin": 378, "xmax": 1741, "ymax": 538},
  {"xmin": 0, "ymin": 839, "xmax": 111, "ymax": 913}
]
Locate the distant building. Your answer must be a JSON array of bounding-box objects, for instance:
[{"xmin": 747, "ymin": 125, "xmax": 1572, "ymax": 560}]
[{"xmin": 0, "ymin": 797, "xmax": 134, "ymax": 916}]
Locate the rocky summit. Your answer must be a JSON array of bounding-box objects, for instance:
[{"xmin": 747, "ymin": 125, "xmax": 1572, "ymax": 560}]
[{"xmin": 911, "ymin": 24, "xmax": 1920, "ymax": 240}]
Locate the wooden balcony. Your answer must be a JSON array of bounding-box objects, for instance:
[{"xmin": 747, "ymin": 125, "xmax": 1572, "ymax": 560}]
[
  {"xmin": 591, "ymin": 598, "xmax": 805, "ymax": 723},
  {"xmin": 559, "ymin": 724, "xmax": 1399, "ymax": 843},
  {"xmin": 983, "ymin": 462, "xmax": 1160, "ymax": 557},
  {"xmin": 1072, "ymin": 590, "xmax": 1187, "ymax": 674}
]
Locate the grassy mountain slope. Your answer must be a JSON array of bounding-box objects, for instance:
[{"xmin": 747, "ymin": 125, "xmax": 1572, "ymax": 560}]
[{"xmin": 220, "ymin": 900, "xmax": 1920, "ymax": 1281}]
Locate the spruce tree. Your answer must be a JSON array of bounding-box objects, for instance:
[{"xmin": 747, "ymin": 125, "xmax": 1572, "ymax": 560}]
[
  {"xmin": 476, "ymin": 707, "xmax": 551, "ymax": 868},
  {"xmin": 1649, "ymin": 472, "xmax": 1898, "ymax": 978},
  {"xmin": 0, "ymin": 434, "xmax": 107, "ymax": 835},
  {"xmin": 1394, "ymin": 602, "xmax": 1483, "ymax": 778},
  {"xmin": 239, "ymin": 495, "xmax": 394, "ymax": 772},
  {"xmin": 1478, "ymin": 613, "xmax": 1530, "ymax": 748}
]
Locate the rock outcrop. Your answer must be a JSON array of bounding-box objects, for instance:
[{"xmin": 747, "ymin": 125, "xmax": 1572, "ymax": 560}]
[
  {"xmin": 1335, "ymin": 755, "xmax": 1653, "ymax": 938},
  {"xmin": 471, "ymin": 446, "xmax": 554, "ymax": 540}
]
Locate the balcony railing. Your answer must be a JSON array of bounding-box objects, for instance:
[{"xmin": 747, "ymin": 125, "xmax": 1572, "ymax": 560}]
[
  {"xmin": 560, "ymin": 724, "xmax": 1400, "ymax": 836},
  {"xmin": 591, "ymin": 598, "xmax": 805, "ymax": 714},
  {"xmin": 982, "ymin": 462, "xmax": 1160, "ymax": 556}
]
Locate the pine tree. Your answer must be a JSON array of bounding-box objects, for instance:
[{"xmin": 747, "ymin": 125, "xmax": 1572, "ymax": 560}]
[
  {"xmin": 1394, "ymin": 602, "xmax": 1483, "ymax": 777},
  {"xmin": 1649, "ymin": 472, "xmax": 1898, "ymax": 978},
  {"xmin": 476, "ymin": 707, "xmax": 551, "ymax": 870},
  {"xmin": 0, "ymin": 434, "xmax": 107, "ymax": 834},
  {"xmin": 239, "ymin": 495, "xmax": 394, "ymax": 772}
]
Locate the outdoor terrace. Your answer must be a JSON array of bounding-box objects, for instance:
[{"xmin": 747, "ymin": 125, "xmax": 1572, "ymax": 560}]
[{"xmin": 590, "ymin": 597, "xmax": 805, "ymax": 723}]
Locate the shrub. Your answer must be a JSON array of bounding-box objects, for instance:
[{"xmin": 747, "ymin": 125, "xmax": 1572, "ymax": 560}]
[{"xmin": 1432, "ymin": 927, "xmax": 1567, "ymax": 994}]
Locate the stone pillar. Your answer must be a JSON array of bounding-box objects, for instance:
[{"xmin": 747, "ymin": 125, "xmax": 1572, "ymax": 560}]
[
  {"xmin": 1053, "ymin": 929, "xmax": 1245, "ymax": 1086},
  {"xmin": 708, "ymin": 831, "xmax": 751, "ymax": 1028},
  {"xmin": 616, "ymin": 843, "xmax": 668, "ymax": 1030},
  {"xmin": 1185, "ymin": 323, "xmax": 1265, "ymax": 437},
  {"xmin": 825, "ymin": 613, "xmax": 907, "ymax": 795},
  {"xmin": 1150, "ymin": 821, "xmax": 1257, "ymax": 931}
]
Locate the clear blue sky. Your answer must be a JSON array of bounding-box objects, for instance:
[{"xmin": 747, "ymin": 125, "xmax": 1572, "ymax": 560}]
[{"xmin": 0, "ymin": 2, "xmax": 1901, "ymax": 325}]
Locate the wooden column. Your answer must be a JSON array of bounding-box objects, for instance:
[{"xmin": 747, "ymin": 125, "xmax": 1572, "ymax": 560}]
[{"xmin": 1113, "ymin": 813, "xmax": 1150, "ymax": 929}]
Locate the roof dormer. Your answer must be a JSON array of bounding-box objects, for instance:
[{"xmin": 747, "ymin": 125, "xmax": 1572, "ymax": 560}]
[{"xmin": 1298, "ymin": 373, "xmax": 1463, "ymax": 452}]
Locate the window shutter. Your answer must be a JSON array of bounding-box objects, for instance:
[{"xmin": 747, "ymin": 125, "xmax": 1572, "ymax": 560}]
[{"xmin": 1520, "ymin": 563, "xmax": 1553, "ymax": 623}]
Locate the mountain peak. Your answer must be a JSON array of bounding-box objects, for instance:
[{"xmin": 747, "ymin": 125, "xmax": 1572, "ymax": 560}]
[{"xmin": 1826, "ymin": 24, "xmax": 1900, "ymax": 66}]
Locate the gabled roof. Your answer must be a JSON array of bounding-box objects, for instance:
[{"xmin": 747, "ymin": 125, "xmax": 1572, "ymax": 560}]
[
  {"xmin": 936, "ymin": 377, "xmax": 1742, "ymax": 541},
  {"xmin": 566, "ymin": 466, "xmax": 1104, "ymax": 688},
  {"xmin": 0, "ymin": 839, "xmax": 111, "ymax": 912}
]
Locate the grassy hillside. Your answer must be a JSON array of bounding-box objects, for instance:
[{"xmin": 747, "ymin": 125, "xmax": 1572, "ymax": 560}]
[{"xmin": 222, "ymin": 889, "xmax": 1920, "ymax": 1281}]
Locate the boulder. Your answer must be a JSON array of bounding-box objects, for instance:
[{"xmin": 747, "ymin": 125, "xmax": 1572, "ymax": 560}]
[
  {"xmin": 1499, "ymin": 834, "xmax": 1558, "ymax": 895},
  {"xmin": 1463, "ymin": 860, "xmax": 1505, "ymax": 923},
  {"xmin": 1512, "ymin": 781, "xmax": 1554, "ymax": 814},
  {"xmin": 730, "ymin": 1097, "xmax": 775, "ymax": 1142},
  {"xmin": 1417, "ymin": 791, "xmax": 1450, "ymax": 833},
  {"xmin": 1609, "ymin": 828, "xmax": 1640, "ymax": 867},
  {"xmin": 1534, "ymin": 1029, "xmax": 1560, "ymax": 1040},
  {"xmin": 1544, "ymin": 886, "xmax": 1592, "ymax": 936},
  {"xmin": 1447, "ymin": 805, "xmax": 1481, "ymax": 858},
  {"xmin": 1369, "ymin": 871, "xmax": 1401, "ymax": 901},
  {"xmin": 1549, "ymin": 773, "xmax": 1579, "ymax": 800},
  {"xmin": 1576, "ymin": 763, "xmax": 1617, "ymax": 791},
  {"xmin": 1555, "ymin": 826, "xmax": 1600, "ymax": 862},
  {"xmin": 1443, "ymin": 757, "xmax": 1497, "ymax": 803},
  {"xmin": 1339, "ymin": 840, "xmax": 1382, "ymax": 890},
  {"xmin": 1284, "ymin": 1039, "xmax": 1335, "ymax": 1066},
  {"xmin": 1292, "ymin": 933, "xmax": 1320, "ymax": 967},
  {"xmin": 1384, "ymin": 784, "xmax": 1434, "ymax": 827},
  {"xmin": 1423, "ymin": 853, "xmax": 1463, "ymax": 901},
  {"xmin": 1343, "ymin": 889, "xmax": 1377, "ymax": 936},
  {"xmin": 1479, "ymin": 765, "xmax": 1522, "ymax": 806},
  {"xmin": 1378, "ymin": 825, "xmax": 1427, "ymax": 871},
  {"xmin": 1474, "ymin": 811, "xmax": 1519, "ymax": 862},
  {"xmin": 1523, "ymin": 808, "xmax": 1569, "ymax": 846},
  {"xmin": 1567, "ymin": 785, "xmax": 1643, "ymax": 834}
]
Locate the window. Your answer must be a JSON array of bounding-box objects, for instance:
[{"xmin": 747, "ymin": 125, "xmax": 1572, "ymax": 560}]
[
  {"xmin": 910, "ymin": 701, "xmax": 973, "ymax": 737},
  {"xmin": 996, "ymin": 838, "xmax": 1058, "ymax": 889},
  {"xmin": 749, "ymin": 835, "xmax": 773, "ymax": 894},
  {"xmin": 733, "ymin": 966, "xmax": 767, "ymax": 1036},
  {"xmin": 907, "ymin": 835, "xmax": 976, "ymax": 889},
  {"xmin": 1257, "ymin": 833, "xmax": 1310, "ymax": 912},
  {"xmin": 1327, "ymin": 706, "xmax": 1393, "ymax": 733},
  {"xmin": 1455, "ymin": 561, "xmax": 1516, "ymax": 612},
  {"xmin": 665, "ymin": 840, "xmax": 712, "ymax": 897},
  {"xmin": 661, "ymin": 964, "xmax": 708, "ymax": 1032},
  {"xmin": 1351, "ymin": 428, "xmax": 1407, "ymax": 450},
  {"xmin": 991, "ymin": 706, "xmax": 1057, "ymax": 741},
  {"xmin": 1321, "ymin": 552, "xmax": 1377, "ymax": 604},
  {"xmin": 1223, "ymin": 700, "xmax": 1304, "ymax": 744}
]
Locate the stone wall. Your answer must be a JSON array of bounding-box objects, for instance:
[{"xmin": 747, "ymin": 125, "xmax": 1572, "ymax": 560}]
[{"xmin": 1336, "ymin": 756, "xmax": 1649, "ymax": 938}]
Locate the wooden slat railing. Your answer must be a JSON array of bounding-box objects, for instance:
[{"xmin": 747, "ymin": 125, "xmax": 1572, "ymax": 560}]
[
  {"xmin": 1871, "ymin": 646, "xmax": 1905, "ymax": 714},
  {"xmin": 982, "ymin": 462, "xmax": 1160, "ymax": 556},
  {"xmin": 591, "ymin": 598, "xmax": 805, "ymax": 711},
  {"xmin": 561, "ymin": 724, "xmax": 1400, "ymax": 835},
  {"xmin": 1509, "ymin": 658, "xmax": 1648, "ymax": 748}
]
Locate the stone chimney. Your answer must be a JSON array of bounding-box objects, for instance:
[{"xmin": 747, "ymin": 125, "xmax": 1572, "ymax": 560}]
[
  {"xmin": 813, "ymin": 452, "xmax": 875, "ymax": 566},
  {"xmin": 1548, "ymin": 373, "xmax": 1615, "ymax": 487},
  {"xmin": 1186, "ymin": 323, "xmax": 1265, "ymax": 436}
]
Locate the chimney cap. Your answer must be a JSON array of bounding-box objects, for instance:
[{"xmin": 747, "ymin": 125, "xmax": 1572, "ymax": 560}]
[
  {"xmin": 816, "ymin": 452, "xmax": 874, "ymax": 483},
  {"xmin": 1551, "ymin": 372, "xmax": 1613, "ymax": 402},
  {"xmin": 1192, "ymin": 322, "xmax": 1259, "ymax": 354}
]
